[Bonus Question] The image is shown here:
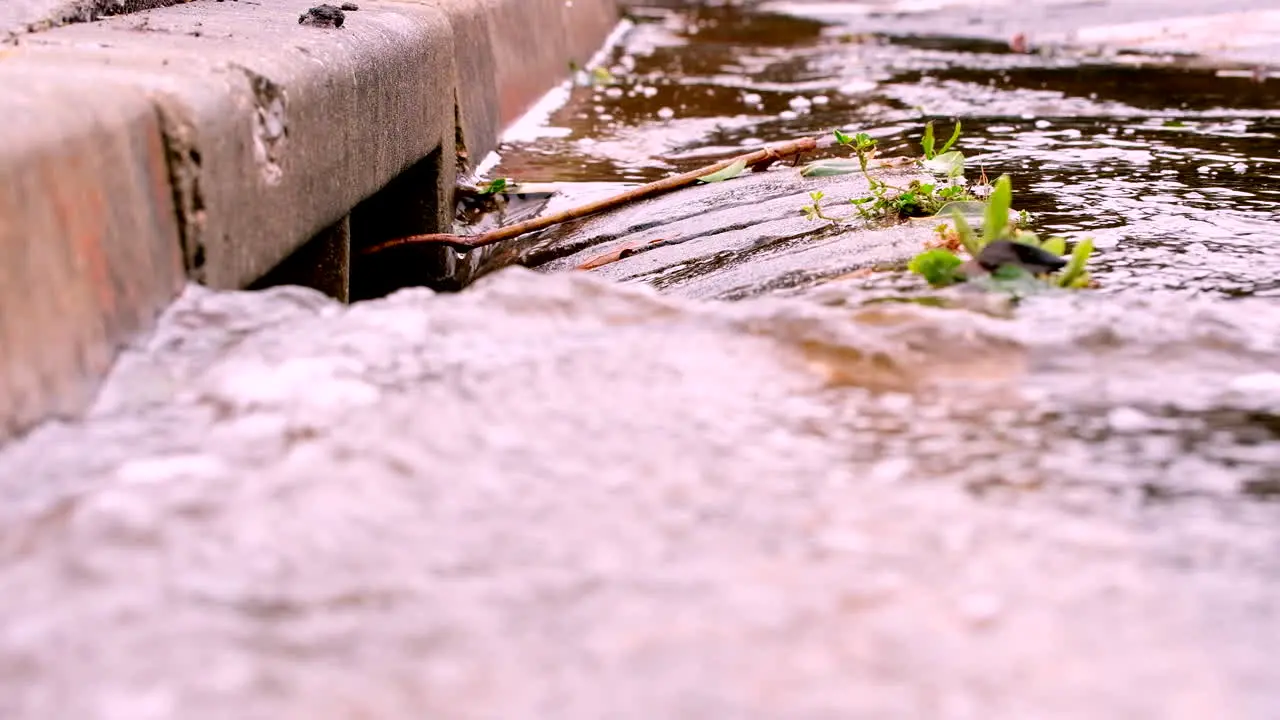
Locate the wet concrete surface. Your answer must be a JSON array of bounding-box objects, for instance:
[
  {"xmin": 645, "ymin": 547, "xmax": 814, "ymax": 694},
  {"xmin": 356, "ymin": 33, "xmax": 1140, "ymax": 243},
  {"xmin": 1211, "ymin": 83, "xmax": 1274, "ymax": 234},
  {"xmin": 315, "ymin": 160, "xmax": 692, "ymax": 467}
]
[
  {"xmin": 3, "ymin": 272, "xmax": 1280, "ymax": 719},
  {"xmin": 4, "ymin": 0, "xmax": 1280, "ymax": 717},
  {"xmin": 466, "ymin": 160, "xmax": 938, "ymax": 299}
]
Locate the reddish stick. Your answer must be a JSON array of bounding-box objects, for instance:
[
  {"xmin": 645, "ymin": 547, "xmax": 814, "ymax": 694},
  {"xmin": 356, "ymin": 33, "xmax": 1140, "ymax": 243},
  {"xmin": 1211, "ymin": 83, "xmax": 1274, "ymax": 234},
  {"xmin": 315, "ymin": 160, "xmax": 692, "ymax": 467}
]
[{"xmin": 359, "ymin": 135, "xmax": 827, "ymax": 255}]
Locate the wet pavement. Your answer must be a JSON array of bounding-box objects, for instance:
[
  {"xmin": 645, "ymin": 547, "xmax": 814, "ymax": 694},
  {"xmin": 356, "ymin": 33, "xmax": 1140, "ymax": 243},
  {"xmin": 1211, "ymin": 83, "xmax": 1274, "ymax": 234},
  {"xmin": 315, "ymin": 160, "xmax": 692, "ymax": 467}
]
[
  {"xmin": 467, "ymin": 160, "xmax": 938, "ymax": 299},
  {"xmin": 3, "ymin": 1, "xmax": 1280, "ymax": 718}
]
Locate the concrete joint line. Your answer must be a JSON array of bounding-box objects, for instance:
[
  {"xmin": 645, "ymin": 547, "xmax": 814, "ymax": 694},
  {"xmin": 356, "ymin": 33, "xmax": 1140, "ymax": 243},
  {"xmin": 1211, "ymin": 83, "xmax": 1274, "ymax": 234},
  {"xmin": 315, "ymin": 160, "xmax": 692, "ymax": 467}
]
[{"xmin": 152, "ymin": 96, "xmax": 208, "ymax": 281}]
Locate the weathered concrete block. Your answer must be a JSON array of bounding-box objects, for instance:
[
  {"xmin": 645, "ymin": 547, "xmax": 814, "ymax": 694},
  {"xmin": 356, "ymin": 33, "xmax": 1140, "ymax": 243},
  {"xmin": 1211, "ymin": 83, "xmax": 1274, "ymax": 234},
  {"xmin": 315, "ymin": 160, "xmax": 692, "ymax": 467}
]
[
  {"xmin": 0, "ymin": 78, "xmax": 184, "ymax": 438},
  {"xmin": 422, "ymin": 0, "xmax": 500, "ymax": 168},
  {"xmin": 485, "ymin": 0, "xmax": 620, "ymax": 128},
  {"xmin": 13, "ymin": 0, "xmax": 458, "ymax": 289},
  {"xmin": 413, "ymin": 0, "xmax": 619, "ymax": 167},
  {"xmin": 0, "ymin": 0, "xmax": 620, "ymax": 440}
]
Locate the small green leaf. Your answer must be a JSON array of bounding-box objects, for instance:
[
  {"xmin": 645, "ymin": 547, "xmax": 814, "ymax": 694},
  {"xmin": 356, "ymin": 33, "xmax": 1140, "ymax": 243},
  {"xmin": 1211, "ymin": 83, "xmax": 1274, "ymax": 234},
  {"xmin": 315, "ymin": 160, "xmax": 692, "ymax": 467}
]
[
  {"xmin": 800, "ymin": 159, "xmax": 864, "ymax": 177},
  {"xmin": 1067, "ymin": 272, "xmax": 1093, "ymax": 288},
  {"xmin": 854, "ymin": 132, "xmax": 875, "ymax": 149},
  {"xmin": 481, "ymin": 178, "xmax": 510, "ymax": 195},
  {"xmin": 950, "ymin": 209, "xmax": 984, "ymax": 257},
  {"xmin": 1040, "ymin": 236, "xmax": 1067, "ymax": 256},
  {"xmin": 922, "ymin": 150, "xmax": 965, "ymax": 177},
  {"xmin": 697, "ymin": 158, "xmax": 748, "ymax": 184},
  {"xmin": 908, "ymin": 249, "xmax": 964, "ymax": 287},
  {"xmin": 1056, "ymin": 237, "xmax": 1094, "ymax": 288},
  {"xmin": 921, "ymin": 121, "xmax": 936, "ymax": 159},
  {"xmin": 833, "ymin": 129, "xmax": 854, "ymax": 145},
  {"xmin": 982, "ymin": 175, "xmax": 1013, "ymax": 246},
  {"xmin": 938, "ymin": 120, "xmax": 962, "ymax": 154}
]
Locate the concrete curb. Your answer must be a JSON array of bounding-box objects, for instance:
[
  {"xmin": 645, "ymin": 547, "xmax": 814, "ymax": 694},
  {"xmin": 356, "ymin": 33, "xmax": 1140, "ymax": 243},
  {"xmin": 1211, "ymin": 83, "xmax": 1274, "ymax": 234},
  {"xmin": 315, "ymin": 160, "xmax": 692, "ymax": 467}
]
[{"xmin": 0, "ymin": 0, "xmax": 618, "ymax": 441}]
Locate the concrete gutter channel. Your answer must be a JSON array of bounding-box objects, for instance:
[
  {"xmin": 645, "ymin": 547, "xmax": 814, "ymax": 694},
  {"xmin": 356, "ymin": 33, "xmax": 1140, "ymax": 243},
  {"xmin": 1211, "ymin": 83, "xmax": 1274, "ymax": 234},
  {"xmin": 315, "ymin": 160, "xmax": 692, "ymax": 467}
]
[{"xmin": 0, "ymin": 0, "xmax": 619, "ymax": 441}]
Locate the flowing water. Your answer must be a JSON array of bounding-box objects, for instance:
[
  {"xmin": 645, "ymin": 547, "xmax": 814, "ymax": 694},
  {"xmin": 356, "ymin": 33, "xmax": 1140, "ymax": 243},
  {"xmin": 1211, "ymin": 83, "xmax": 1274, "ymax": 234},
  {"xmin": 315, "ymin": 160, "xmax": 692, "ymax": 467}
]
[
  {"xmin": 499, "ymin": 2, "xmax": 1280, "ymax": 296},
  {"xmin": 2, "ymin": 2, "xmax": 1279, "ymax": 718}
]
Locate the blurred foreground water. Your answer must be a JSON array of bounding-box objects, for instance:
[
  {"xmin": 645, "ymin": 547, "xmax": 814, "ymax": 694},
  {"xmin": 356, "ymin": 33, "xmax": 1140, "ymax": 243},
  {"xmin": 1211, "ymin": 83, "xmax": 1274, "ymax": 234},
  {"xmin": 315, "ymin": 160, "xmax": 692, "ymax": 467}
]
[{"xmin": 2, "ymin": 1, "xmax": 1279, "ymax": 717}]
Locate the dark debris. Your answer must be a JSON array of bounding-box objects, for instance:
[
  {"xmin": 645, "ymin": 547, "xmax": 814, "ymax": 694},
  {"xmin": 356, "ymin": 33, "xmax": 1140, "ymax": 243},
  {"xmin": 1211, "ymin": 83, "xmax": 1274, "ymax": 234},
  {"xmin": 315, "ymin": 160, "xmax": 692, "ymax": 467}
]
[
  {"xmin": 976, "ymin": 240, "xmax": 1068, "ymax": 274},
  {"xmin": 299, "ymin": 4, "xmax": 345, "ymax": 28}
]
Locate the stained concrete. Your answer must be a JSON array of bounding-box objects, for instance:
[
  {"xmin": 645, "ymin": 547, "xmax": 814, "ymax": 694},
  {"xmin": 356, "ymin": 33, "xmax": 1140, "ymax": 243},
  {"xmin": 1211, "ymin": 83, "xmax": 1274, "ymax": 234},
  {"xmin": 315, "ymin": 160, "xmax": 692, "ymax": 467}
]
[{"xmin": 0, "ymin": 73, "xmax": 185, "ymax": 440}]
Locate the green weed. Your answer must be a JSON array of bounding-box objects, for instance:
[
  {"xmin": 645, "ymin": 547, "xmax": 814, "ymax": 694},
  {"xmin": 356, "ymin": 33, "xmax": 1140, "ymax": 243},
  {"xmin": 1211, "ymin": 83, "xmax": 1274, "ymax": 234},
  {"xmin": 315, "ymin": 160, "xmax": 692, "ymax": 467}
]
[
  {"xmin": 909, "ymin": 175, "xmax": 1097, "ymax": 291},
  {"xmin": 568, "ymin": 60, "xmax": 617, "ymax": 87},
  {"xmin": 800, "ymin": 121, "xmax": 979, "ymax": 224},
  {"xmin": 921, "ymin": 119, "xmax": 962, "ymax": 160},
  {"xmin": 800, "ymin": 190, "xmax": 843, "ymax": 222},
  {"xmin": 479, "ymin": 177, "xmax": 511, "ymax": 195},
  {"xmin": 796, "ymin": 121, "xmax": 1097, "ymax": 293}
]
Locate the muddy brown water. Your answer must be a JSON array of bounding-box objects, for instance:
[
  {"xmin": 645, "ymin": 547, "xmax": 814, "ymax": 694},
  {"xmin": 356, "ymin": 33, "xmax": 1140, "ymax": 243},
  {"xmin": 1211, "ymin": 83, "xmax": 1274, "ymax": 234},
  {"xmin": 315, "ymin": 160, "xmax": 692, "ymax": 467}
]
[
  {"xmin": 2, "ymin": 2, "xmax": 1280, "ymax": 718},
  {"xmin": 499, "ymin": 2, "xmax": 1280, "ymax": 296}
]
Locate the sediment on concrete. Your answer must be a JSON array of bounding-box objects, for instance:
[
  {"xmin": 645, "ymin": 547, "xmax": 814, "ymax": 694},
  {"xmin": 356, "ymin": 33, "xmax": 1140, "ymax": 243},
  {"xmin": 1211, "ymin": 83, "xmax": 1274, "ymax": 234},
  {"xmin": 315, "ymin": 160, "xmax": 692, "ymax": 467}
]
[
  {"xmin": 0, "ymin": 0, "xmax": 190, "ymax": 42},
  {"xmin": 0, "ymin": 0, "xmax": 619, "ymax": 442}
]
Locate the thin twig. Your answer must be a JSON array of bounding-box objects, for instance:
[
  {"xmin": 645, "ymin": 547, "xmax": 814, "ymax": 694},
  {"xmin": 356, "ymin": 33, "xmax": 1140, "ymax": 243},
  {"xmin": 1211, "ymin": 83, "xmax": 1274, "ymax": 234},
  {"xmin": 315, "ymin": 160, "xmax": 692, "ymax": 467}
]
[
  {"xmin": 575, "ymin": 236, "xmax": 682, "ymax": 270},
  {"xmin": 360, "ymin": 135, "xmax": 830, "ymax": 254}
]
